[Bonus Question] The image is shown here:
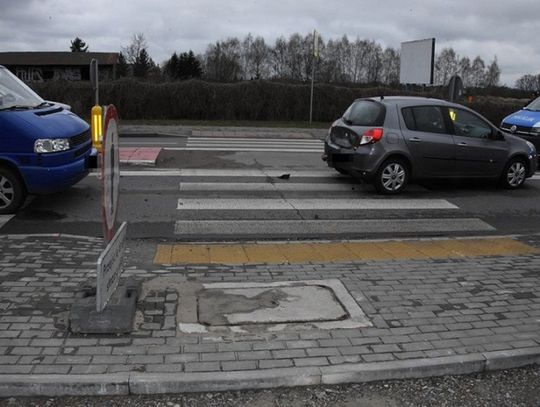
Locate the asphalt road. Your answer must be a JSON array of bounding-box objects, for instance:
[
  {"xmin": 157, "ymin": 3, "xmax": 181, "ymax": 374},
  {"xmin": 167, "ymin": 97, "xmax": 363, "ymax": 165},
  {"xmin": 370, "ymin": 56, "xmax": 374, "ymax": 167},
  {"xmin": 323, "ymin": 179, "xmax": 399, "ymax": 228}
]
[{"xmin": 1, "ymin": 136, "xmax": 539, "ymax": 240}]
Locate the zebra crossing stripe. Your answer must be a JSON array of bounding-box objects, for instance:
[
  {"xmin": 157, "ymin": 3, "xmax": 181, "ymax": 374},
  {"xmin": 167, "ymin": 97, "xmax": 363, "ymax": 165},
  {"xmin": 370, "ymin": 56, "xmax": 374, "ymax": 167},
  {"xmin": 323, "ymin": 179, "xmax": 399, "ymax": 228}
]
[
  {"xmin": 172, "ymin": 136, "xmax": 325, "ymax": 153},
  {"xmin": 179, "ymin": 182, "xmax": 359, "ymax": 191},
  {"xmin": 167, "ymin": 147, "xmax": 323, "ymax": 152},
  {"xmin": 188, "ymin": 137, "xmax": 322, "ymax": 143},
  {"xmin": 176, "ymin": 198, "xmax": 458, "ymax": 210},
  {"xmin": 173, "ymin": 218, "xmax": 494, "ymax": 236}
]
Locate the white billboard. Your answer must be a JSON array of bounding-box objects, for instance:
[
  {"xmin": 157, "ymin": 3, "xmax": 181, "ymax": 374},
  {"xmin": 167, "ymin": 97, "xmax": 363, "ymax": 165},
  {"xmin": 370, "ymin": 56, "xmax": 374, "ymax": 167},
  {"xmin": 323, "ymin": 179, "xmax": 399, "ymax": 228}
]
[{"xmin": 399, "ymin": 38, "xmax": 435, "ymax": 85}]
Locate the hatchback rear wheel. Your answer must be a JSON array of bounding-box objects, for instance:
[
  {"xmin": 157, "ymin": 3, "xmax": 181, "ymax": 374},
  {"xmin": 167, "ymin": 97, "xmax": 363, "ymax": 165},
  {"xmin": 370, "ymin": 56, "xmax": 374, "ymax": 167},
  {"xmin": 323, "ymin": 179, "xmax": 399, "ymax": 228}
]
[
  {"xmin": 0, "ymin": 167, "xmax": 26, "ymax": 214},
  {"xmin": 501, "ymin": 158, "xmax": 527, "ymax": 189},
  {"xmin": 374, "ymin": 158, "xmax": 409, "ymax": 194}
]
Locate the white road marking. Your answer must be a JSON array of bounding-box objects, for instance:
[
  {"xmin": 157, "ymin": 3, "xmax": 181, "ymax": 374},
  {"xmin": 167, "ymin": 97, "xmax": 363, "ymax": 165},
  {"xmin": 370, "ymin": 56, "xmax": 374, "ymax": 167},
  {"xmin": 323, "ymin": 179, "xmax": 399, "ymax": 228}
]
[
  {"xmin": 166, "ymin": 147, "xmax": 323, "ymax": 153},
  {"xmin": 189, "ymin": 137, "xmax": 321, "ymax": 143},
  {"xmin": 88, "ymin": 169, "xmax": 338, "ymax": 177},
  {"xmin": 179, "ymin": 182, "xmax": 359, "ymax": 191},
  {"xmin": 120, "ymin": 141, "xmax": 178, "ymax": 146},
  {"xmin": 176, "ymin": 136, "xmax": 325, "ymax": 153},
  {"xmin": 174, "ymin": 218, "xmax": 494, "ymax": 236},
  {"xmin": 176, "ymin": 198, "xmax": 458, "ymax": 210}
]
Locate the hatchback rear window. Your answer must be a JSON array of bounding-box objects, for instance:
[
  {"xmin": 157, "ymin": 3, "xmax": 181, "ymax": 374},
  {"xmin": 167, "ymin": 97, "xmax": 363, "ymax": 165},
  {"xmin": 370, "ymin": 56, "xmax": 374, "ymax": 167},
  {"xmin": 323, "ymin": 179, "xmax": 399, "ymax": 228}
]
[{"xmin": 342, "ymin": 100, "xmax": 385, "ymax": 126}]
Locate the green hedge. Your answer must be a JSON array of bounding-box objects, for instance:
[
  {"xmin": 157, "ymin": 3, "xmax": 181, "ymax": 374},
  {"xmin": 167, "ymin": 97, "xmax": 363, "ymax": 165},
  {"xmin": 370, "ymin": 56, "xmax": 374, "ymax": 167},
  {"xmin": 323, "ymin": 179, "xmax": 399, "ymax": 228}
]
[{"xmin": 32, "ymin": 79, "xmax": 526, "ymax": 125}]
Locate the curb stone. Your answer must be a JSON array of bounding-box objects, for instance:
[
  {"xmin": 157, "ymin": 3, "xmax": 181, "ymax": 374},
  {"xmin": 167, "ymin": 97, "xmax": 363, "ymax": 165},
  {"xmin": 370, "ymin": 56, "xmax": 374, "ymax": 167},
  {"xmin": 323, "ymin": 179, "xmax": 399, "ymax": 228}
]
[
  {"xmin": 0, "ymin": 373, "xmax": 129, "ymax": 397},
  {"xmin": 0, "ymin": 352, "xmax": 539, "ymax": 397}
]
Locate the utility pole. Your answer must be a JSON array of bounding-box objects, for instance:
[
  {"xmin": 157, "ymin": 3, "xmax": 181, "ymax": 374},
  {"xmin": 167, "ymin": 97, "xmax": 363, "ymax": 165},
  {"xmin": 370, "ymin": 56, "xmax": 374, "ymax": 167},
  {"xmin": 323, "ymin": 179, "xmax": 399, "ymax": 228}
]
[{"xmin": 309, "ymin": 30, "xmax": 319, "ymax": 126}]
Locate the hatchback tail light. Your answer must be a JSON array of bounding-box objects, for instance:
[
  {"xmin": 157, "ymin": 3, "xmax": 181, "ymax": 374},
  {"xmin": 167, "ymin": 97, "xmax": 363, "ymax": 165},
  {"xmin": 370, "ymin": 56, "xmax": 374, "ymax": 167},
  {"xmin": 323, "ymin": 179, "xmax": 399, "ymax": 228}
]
[{"xmin": 351, "ymin": 128, "xmax": 384, "ymax": 147}]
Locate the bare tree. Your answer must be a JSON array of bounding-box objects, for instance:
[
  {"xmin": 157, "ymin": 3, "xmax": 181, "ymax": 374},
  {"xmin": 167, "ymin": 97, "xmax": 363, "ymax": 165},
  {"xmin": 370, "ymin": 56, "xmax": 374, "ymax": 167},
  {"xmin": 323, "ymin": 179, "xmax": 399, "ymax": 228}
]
[
  {"xmin": 470, "ymin": 56, "xmax": 486, "ymax": 87},
  {"xmin": 121, "ymin": 33, "xmax": 148, "ymax": 65},
  {"xmin": 380, "ymin": 47, "xmax": 400, "ymax": 85},
  {"xmin": 242, "ymin": 34, "xmax": 270, "ymax": 80},
  {"xmin": 515, "ymin": 74, "xmax": 540, "ymax": 91},
  {"xmin": 485, "ymin": 57, "xmax": 501, "ymax": 87},
  {"xmin": 271, "ymin": 36, "xmax": 288, "ymax": 79},
  {"xmin": 364, "ymin": 41, "xmax": 383, "ymax": 83},
  {"xmin": 459, "ymin": 57, "xmax": 472, "ymax": 87},
  {"xmin": 203, "ymin": 38, "xmax": 242, "ymax": 82},
  {"xmin": 435, "ymin": 48, "xmax": 459, "ymax": 85}
]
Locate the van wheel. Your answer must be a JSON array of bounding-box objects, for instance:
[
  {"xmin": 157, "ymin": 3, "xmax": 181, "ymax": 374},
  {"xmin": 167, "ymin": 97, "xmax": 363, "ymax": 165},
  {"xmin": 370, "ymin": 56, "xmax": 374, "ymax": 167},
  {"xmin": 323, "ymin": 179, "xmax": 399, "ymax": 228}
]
[
  {"xmin": 0, "ymin": 167, "xmax": 26, "ymax": 214},
  {"xmin": 501, "ymin": 158, "xmax": 527, "ymax": 189},
  {"xmin": 374, "ymin": 158, "xmax": 409, "ymax": 194}
]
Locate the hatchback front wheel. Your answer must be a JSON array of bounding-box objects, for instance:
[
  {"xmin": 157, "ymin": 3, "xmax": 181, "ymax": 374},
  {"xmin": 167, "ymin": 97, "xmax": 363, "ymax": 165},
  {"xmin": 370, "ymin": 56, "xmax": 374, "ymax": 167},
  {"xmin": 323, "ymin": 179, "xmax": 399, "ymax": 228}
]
[
  {"xmin": 374, "ymin": 158, "xmax": 409, "ymax": 194},
  {"xmin": 501, "ymin": 158, "xmax": 527, "ymax": 189}
]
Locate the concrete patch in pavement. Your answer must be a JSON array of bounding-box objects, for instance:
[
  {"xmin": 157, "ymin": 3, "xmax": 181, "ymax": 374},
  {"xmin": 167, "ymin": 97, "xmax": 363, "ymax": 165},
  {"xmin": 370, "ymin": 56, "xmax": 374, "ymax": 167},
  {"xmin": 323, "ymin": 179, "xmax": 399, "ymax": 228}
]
[{"xmin": 169, "ymin": 279, "xmax": 372, "ymax": 334}]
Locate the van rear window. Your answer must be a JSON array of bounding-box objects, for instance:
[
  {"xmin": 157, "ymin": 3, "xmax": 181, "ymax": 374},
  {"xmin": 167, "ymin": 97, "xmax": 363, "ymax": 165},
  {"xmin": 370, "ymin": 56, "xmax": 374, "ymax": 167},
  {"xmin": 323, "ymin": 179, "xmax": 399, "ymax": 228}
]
[{"xmin": 342, "ymin": 100, "xmax": 385, "ymax": 126}]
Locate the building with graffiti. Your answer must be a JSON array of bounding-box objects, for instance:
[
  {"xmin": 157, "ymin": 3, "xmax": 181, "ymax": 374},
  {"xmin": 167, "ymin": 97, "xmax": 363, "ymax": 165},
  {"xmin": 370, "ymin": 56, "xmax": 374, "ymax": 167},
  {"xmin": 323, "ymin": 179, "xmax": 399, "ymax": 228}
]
[{"xmin": 0, "ymin": 52, "xmax": 119, "ymax": 82}]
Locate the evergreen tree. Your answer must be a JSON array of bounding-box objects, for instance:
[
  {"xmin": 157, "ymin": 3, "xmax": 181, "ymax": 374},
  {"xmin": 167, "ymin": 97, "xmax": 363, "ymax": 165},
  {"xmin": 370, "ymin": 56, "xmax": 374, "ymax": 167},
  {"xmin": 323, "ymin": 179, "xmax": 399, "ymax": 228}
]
[
  {"xmin": 164, "ymin": 52, "xmax": 179, "ymax": 79},
  {"xmin": 134, "ymin": 48, "xmax": 151, "ymax": 78},
  {"xmin": 178, "ymin": 51, "xmax": 202, "ymax": 80},
  {"xmin": 116, "ymin": 52, "xmax": 128, "ymax": 78},
  {"xmin": 70, "ymin": 37, "xmax": 88, "ymax": 52}
]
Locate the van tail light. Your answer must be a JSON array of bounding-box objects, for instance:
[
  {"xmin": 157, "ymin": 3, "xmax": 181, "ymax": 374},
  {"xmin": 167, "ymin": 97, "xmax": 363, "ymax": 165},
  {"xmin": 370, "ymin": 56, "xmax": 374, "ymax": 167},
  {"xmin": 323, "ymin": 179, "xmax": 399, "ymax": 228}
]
[{"xmin": 353, "ymin": 128, "xmax": 384, "ymax": 147}]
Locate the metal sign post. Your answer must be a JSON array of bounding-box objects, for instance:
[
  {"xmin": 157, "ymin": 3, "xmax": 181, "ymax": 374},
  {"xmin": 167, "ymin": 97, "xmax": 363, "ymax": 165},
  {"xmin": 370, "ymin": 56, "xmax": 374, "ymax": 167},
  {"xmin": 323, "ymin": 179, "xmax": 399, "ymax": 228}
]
[
  {"xmin": 90, "ymin": 59, "xmax": 99, "ymax": 106},
  {"xmin": 309, "ymin": 30, "xmax": 319, "ymax": 126}
]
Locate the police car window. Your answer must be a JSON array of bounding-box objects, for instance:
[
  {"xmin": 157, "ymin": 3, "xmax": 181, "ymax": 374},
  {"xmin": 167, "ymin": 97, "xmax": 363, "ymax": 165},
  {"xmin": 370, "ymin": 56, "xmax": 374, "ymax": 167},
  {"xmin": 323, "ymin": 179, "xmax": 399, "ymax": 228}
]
[
  {"xmin": 402, "ymin": 106, "xmax": 447, "ymax": 134},
  {"xmin": 525, "ymin": 96, "xmax": 540, "ymax": 111},
  {"xmin": 449, "ymin": 108, "xmax": 492, "ymax": 139}
]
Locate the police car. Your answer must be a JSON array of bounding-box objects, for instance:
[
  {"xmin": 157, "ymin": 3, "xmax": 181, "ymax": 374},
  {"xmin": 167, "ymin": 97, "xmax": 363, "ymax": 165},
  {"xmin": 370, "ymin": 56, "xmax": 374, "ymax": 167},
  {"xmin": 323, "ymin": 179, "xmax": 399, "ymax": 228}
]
[{"xmin": 500, "ymin": 96, "xmax": 540, "ymax": 163}]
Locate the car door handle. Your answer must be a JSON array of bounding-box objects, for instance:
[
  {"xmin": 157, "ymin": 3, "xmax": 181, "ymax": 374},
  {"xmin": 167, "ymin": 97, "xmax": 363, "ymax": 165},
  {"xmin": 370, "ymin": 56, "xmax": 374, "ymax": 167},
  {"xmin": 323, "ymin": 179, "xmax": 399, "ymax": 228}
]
[
  {"xmin": 457, "ymin": 142, "xmax": 468, "ymax": 146},
  {"xmin": 409, "ymin": 137, "xmax": 422, "ymax": 143}
]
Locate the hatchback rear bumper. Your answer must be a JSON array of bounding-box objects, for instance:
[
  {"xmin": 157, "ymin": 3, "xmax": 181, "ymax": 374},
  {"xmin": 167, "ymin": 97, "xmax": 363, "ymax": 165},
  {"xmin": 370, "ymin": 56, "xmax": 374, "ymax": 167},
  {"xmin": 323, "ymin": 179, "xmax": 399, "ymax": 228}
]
[{"xmin": 324, "ymin": 141, "xmax": 380, "ymax": 180}]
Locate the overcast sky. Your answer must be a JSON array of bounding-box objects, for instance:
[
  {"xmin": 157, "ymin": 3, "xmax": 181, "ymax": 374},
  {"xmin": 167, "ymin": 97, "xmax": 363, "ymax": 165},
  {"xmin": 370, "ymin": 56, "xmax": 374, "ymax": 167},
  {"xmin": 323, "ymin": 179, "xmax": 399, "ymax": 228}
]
[{"xmin": 2, "ymin": 0, "xmax": 539, "ymax": 86}]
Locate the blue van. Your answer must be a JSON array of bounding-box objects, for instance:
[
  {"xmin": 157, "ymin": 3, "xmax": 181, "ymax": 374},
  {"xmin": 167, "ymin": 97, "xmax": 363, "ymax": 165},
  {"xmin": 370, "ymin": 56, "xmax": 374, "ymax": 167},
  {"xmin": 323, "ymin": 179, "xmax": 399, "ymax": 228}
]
[
  {"xmin": 500, "ymin": 96, "xmax": 540, "ymax": 161},
  {"xmin": 0, "ymin": 65, "xmax": 91, "ymax": 214}
]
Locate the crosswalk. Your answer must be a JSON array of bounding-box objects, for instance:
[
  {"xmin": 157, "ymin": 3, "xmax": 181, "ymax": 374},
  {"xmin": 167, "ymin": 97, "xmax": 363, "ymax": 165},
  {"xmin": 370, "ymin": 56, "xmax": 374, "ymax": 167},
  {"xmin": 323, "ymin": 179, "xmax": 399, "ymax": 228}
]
[
  {"xmin": 167, "ymin": 136, "xmax": 324, "ymax": 153},
  {"xmin": 173, "ymin": 168, "xmax": 496, "ymax": 239}
]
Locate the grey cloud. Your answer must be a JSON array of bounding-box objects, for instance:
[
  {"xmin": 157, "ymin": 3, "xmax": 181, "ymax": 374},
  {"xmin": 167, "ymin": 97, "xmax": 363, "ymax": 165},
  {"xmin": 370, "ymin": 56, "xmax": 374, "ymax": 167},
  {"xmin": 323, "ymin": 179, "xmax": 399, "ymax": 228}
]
[{"xmin": 1, "ymin": 0, "xmax": 539, "ymax": 85}]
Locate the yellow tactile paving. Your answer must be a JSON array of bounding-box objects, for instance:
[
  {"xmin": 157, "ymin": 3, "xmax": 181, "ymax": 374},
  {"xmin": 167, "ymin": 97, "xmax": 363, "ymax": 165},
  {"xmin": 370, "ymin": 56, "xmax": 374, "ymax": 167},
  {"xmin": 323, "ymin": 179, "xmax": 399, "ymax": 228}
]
[
  {"xmin": 153, "ymin": 244, "xmax": 173, "ymax": 264},
  {"xmin": 307, "ymin": 243, "xmax": 356, "ymax": 263},
  {"xmin": 407, "ymin": 240, "xmax": 458, "ymax": 259},
  {"xmin": 343, "ymin": 242, "xmax": 396, "ymax": 260},
  {"xmin": 154, "ymin": 238, "xmax": 539, "ymax": 265},
  {"xmin": 376, "ymin": 241, "xmax": 428, "ymax": 259},
  {"xmin": 278, "ymin": 244, "xmax": 323, "ymax": 263},
  {"xmin": 207, "ymin": 244, "xmax": 249, "ymax": 264},
  {"xmin": 242, "ymin": 244, "xmax": 288, "ymax": 264},
  {"xmin": 171, "ymin": 244, "xmax": 210, "ymax": 263}
]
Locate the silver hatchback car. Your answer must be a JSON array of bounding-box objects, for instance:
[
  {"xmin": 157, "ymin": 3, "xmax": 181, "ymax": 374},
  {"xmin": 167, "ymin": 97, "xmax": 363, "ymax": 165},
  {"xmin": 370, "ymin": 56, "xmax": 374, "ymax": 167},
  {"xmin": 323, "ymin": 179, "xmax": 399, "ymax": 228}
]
[{"xmin": 323, "ymin": 96, "xmax": 537, "ymax": 194}]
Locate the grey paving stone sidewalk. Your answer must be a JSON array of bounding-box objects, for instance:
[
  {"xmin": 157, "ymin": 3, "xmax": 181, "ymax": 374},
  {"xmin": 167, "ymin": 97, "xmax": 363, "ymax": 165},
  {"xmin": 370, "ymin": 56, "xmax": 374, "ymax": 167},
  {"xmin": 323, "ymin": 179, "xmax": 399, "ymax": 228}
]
[{"xmin": 0, "ymin": 234, "xmax": 539, "ymax": 394}]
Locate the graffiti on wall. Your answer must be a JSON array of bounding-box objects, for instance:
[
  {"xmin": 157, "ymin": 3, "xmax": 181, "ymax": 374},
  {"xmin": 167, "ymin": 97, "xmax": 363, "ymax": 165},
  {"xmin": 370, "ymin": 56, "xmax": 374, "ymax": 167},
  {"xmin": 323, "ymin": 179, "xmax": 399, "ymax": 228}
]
[{"xmin": 16, "ymin": 67, "xmax": 82, "ymax": 82}]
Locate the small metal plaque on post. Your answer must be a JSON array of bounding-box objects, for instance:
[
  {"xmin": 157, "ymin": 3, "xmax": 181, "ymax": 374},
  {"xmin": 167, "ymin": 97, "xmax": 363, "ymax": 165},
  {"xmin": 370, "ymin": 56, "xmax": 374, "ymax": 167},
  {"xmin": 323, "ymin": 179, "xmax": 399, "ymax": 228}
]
[{"xmin": 96, "ymin": 221, "xmax": 127, "ymax": 312}]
